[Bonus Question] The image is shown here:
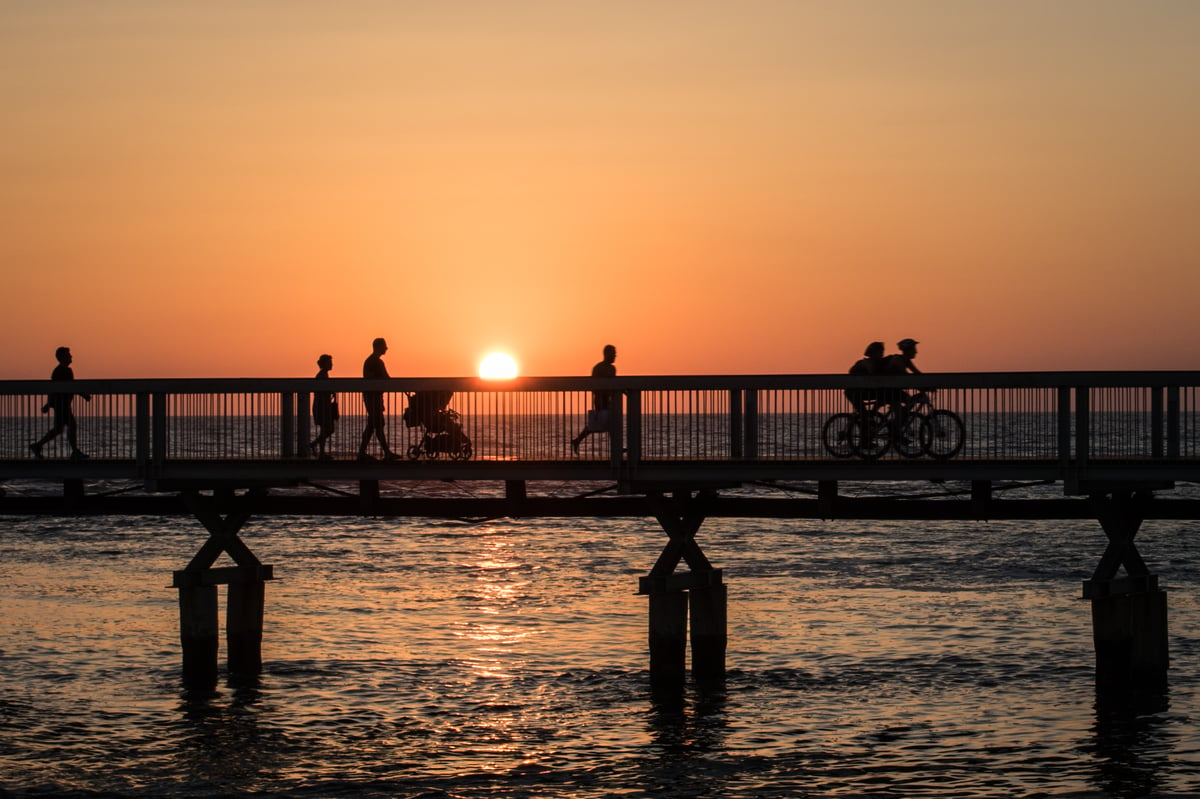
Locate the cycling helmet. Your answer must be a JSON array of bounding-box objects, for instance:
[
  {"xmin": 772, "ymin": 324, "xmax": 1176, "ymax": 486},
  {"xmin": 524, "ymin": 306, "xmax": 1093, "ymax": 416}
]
[
  {"xmin": 864, "ymin": 341, "xmax": 885, "ymax": 358},
  {"xmin": 898, "ymin": 338, "xmax": 919, "ymax": 351}
]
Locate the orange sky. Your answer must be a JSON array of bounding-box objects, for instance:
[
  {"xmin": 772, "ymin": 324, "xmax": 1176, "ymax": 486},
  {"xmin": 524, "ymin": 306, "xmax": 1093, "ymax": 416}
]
[{"xmin": 2, "ymin": 2, "xmax": 1198, "ymax": 379}]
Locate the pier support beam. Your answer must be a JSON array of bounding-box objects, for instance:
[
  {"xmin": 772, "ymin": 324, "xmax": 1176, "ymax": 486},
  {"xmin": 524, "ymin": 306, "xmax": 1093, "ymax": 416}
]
[
  {"xmin": 178, "ymin": 583, "xmax": 219, "ymax": 686},
  {"xmin": 1082, "ymin": 491, "xmax": 1168, "ymax": 691},
  {"xmin": 227, "ymin": 579, "xmax": 266, "ymax": 674},
  {"xmin": 640, "ymin": 491, "xmax": 727, "ymax": 691},
  {"xmin": 174, "ymin": 490, "xmax": 274, "ymax": 687},
  {"xmin": 647, "ymin": 590, "xmax": 688, "ymax": 689},
  {"xmin": 689, "ymin": 581, "xmax": 728, "ymax": 683}
]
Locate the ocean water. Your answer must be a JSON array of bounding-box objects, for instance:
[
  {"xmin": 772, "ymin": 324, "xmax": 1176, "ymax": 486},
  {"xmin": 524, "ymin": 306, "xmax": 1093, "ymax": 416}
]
[{"xmin": 2, "ymin": 479, "xmax": 1199, "ymax": 798}]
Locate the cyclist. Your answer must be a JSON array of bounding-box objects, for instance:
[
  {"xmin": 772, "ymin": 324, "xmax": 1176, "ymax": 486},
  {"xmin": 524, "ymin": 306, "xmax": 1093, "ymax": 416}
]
[
  {"xmin": 884, "ymin": 338, "xmax": 922, "ymax": 377},
  {"xmin": 881, "ymin": 338, "xmax": 923, "ymax": 428},
  {"xmin": 846, "ymin": 341, "xmax": 885, "ymax": 413}
]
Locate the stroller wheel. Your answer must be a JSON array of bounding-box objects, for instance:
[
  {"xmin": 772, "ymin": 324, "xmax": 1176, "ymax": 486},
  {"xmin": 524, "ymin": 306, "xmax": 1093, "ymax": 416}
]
[{"xmin": 407, "ymin": 444, "xmax": 422, "ymax": 460}]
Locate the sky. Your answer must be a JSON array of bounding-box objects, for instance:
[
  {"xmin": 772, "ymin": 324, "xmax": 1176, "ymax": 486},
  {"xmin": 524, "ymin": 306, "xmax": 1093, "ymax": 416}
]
[{"xmin": 2, "ymin": 1, "xmax": 1198, "ymax": 379}]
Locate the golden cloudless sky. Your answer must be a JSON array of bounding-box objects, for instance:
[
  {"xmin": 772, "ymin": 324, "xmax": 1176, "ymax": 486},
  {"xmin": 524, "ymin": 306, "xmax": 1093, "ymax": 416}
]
[{"xmin": 2, "ymin": 1, "xmax": 1198, "ymax": 378}]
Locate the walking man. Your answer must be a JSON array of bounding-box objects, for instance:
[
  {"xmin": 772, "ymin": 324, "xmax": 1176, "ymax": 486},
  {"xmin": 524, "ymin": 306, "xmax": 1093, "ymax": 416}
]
[
  {"xmin": 358, "ymin": 337, "xmax": 400, "ymax": 461},
  {"xmin": 31, "ymin": 346, "xmax": 92, "ymax": 460},
  {"xmin": 571, "ymin": 344, "xmax": 617, "ymax": 454}
]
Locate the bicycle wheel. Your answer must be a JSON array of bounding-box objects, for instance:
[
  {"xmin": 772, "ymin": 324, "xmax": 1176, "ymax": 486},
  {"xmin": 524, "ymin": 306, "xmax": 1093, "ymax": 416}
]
[
  {"xmin": 893, "ymin": 413, "xmax": 930, "ymax": 458},
  {"xmin": 849, "ymin": 411, "xmax": 890, "ymax": 459},
  {"xmin": 821, "ymin": 413, "xmax": 857, "ymax": 458},
  {"xmin": 926, "ymin": 409, "xmax": 965, "ymax": 459}
]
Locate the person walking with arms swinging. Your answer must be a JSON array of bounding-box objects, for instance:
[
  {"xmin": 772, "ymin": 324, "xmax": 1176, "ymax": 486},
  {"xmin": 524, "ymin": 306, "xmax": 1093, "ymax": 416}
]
[
  {"xmin": 30, "ymin": 346, "xmax": 91, "ymax": 460},
  {"xmin": 571, "ymin": 344, "xmax": 617, "ymax": 455},
  {"xmin": 358, "ymin": 337, "xmax": 401, "ymax": 461}
]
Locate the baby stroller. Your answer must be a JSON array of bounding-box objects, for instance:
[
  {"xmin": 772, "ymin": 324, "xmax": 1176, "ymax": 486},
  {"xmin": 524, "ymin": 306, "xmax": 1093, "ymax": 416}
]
[{"xmin": 403, "ymin": 390, "xmax": 473, "ymax": 460}]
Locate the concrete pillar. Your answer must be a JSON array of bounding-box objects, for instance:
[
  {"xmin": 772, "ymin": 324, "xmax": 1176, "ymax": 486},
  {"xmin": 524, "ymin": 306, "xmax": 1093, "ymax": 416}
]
[
  {"xmin": 1091, "ymin": 586, "xmax": 1169, "ymax": 691},
  {"xmin": 648, "ymin": 590, "xmax": 688, "ymax": 690},
  {"xmin": 689, "ymin": 583, "xmax": 727, "ymax": 682},
  {"xmin": 1085, "ymin": 491, "xmax": 1167, "ymax": 691},
  {"xmin": 227, "ymin": 580, "xmax": 266, "ymax": 675},
  {"xmin": 179, "ymin": 584, "xmax": 219, "ymax": 687}
]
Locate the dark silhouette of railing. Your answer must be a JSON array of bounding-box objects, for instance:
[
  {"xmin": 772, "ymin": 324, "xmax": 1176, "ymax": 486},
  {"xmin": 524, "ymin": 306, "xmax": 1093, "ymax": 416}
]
[{"xmin": 1, "ymin": 372, "xmax": 1198, "ymax": 488}]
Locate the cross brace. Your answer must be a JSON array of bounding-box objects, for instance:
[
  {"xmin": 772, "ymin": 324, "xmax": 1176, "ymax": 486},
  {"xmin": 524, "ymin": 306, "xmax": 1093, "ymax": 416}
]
[
  {"xmin": 639, "ymin": 491, "xmax": 722, "ymax": 595},
  {"xmin": 1083, "ymin": 490, "xmax": 1156, "ymax": 599},
  {"xmin": 174, "ymin": 489, "xmax": 273, "ymax": 586}
]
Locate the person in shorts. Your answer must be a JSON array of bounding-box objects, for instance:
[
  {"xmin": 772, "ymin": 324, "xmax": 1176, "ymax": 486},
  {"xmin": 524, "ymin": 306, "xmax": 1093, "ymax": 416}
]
[
  {"xmin": 310, "ymin": 354, "xmax": 338, "ymax": 460},
  {"xmin": 30, "ymin": 346, "xmax": 92, "ymax": 460},
  {"xmin": 571, "ymin": 344, "xmax": 617, "ymax": 455}
]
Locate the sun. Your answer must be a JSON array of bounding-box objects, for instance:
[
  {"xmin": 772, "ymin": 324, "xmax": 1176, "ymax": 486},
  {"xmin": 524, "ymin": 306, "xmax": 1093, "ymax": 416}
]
[{"xmin": 478, "ymin": 352, "xmax": 519, "ymax": 379}]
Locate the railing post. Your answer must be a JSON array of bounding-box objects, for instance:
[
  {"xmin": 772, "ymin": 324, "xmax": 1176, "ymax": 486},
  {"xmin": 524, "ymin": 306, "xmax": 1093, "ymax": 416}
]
[
  {"xmin": 609, "ymin": 390, "xmax": 624, "ymax": 470},
  {"xmin": 1152, "ymin": 387, "xmax": 1164, "ymax": 459},
  {"xmin": 1058, "ymin": 387, "xmax": 1072, "ymax": 471},
  {"xmin": 1076, "ymin": 386, "xmax": 1090, "ymax": 469},
  {"xmin": 280, "ymin": 393, "xmax": 295, "ymax": 459},
  {"xmin": 152, "ymin": 392, "xmax": 168, "ymax": 474},
  {"xmin": 297, "ymin": 391, "xmax": 311, "ymax": 458},
  {"xmin": 729, "ymin": 389, "xmax": 743, "ymax": 458},
  {"xmin": 135, "ymin": 393, "xmax": 150, "ymax": 474},
  {"xmin": 626, "ymin": 390, "xmax": 641, "ymax": 469},
  {"xmin": 744, "ymin": 389, "xmax": 758, "ymax": 459},
  {"xmin": 1167, "ymin": 386, "xmax": 1180, "ymax": 459}
]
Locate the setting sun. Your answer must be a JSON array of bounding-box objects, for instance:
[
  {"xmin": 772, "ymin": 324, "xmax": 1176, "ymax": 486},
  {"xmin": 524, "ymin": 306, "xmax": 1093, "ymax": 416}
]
[{"xmin": 478, "ymin": 352, "xmax": 519, "ymax": 380}]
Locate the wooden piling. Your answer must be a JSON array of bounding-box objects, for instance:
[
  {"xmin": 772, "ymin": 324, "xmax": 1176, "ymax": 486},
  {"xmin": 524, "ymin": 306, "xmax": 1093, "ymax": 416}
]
[
  {"xmin": 648, "ymin": 590, "xmax": 688, "ymax": 689},
  {"xmin": 178, "ymin": 584, "xmax": 219, "ymax": 687},
  {"xmin": 175, "ymin": 564, "xmax": 273, "ymax": 683},
  {"xmin": 175, "ymin": 493, "xmax": 275, "ymax": 683},
  {"xmin": 1089, "ymin": 581, "xmax": 1169, "ymax": 690},
  {"xmin": 1084, "ymin": 491, "xmax": 1168, "ymax": 690},
  {"xmin": 689, "ymin": 582, "xmax": 727, "ymax": 682},
  {"xmin": 227, "ymin": 580, "xmax": 266, "ymax": 675}
]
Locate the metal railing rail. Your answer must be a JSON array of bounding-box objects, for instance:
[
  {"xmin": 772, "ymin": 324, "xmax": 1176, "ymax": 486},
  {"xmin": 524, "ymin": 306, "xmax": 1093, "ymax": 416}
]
[{"xmin": 1, "ymin": 372, "xmax": 1198, "ymax": 483}]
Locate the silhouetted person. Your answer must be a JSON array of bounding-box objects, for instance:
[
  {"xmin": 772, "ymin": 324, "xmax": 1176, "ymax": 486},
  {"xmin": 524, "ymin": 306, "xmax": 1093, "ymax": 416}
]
[
  {"xmin": 358, "ymin": 337, "xmax": 400, "ymax": 461},
  {"xmin": 310, "ymin": 354, "xmax": 338, "ymax": 460},
  {"xmin": 30, "ymin": 346, "xmax": 91, "ymax": 460},
  {"xmin": 881, "ymin": 338, "xmax": 923, "ymax": 420},
  {"xmin": 571, "ymin": 344, "xmax": 617, "ymax": 454},
  {"xmin": 884, "ymin": 338, "xmax": 922, "ymax": 377},
  {"xmin": 846, "ymin": 340, "xmax": 885, "ymax": 413}
]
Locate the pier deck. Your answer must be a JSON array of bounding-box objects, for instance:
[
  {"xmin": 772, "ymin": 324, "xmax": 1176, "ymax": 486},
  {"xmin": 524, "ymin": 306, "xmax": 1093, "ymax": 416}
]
[{"xmin": 0, "ymin": 370, "xmax": 1197, "ymax": 505}]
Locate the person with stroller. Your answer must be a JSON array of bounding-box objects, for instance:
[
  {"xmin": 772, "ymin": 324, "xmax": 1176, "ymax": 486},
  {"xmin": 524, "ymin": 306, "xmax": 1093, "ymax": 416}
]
[
  {"xmin": 310, "ymin": 354, "xmax": 338, "ymax": 460},
  {"xmin": 571, "ymin": 344, "xmax": 617, "ymax": 455},
  {"xmin": 403, "ymin": 389, "xmax": 471, "ymax": 459},
  {"xmin": 358, "ymin": 337, "xmax": 401, "ymax": 461}
]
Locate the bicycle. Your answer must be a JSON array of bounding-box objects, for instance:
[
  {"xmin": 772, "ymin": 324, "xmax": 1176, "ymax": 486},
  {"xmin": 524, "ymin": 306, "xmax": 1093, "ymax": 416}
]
[
  {"xmin": 908, "ymin": 391, "xmax": 965, "ymax": 459},
  {"xmin": 822, "ymin": 391, "xmax": 964, "ymax": 460}
]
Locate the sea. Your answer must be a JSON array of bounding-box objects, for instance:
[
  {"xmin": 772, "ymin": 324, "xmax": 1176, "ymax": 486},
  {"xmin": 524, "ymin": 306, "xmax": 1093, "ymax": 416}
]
[{"xmin": 2, "ymin": 478, "xmax": 1199, "ymax": 799}]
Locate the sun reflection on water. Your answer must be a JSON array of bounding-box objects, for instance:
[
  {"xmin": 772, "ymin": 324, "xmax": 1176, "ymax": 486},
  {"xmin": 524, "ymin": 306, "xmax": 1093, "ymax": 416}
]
[{"xmin": 454, "ymin": 531, "xmax": 537, "ymax": 680}]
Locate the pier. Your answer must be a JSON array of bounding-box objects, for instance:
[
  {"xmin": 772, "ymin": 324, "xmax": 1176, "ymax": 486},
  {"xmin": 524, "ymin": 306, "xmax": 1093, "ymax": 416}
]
[{"xmin": 2, "ymin": 371, "xmax": 1198, "ymax": 690}]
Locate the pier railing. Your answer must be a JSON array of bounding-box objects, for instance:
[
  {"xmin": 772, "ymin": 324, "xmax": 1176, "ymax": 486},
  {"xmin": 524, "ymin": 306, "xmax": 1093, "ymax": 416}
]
[{"xmin": 1, "ymin": 372, "xmax": 1198, "ymax": 483}]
